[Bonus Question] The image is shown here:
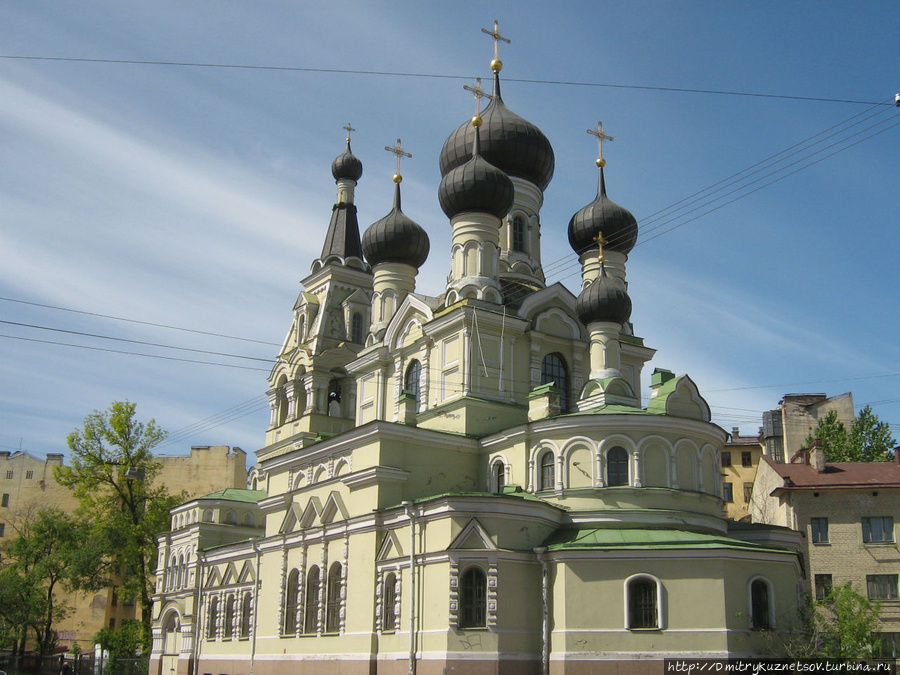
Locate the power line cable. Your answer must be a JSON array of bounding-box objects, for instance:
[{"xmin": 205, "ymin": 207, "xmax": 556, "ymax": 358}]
[{"xmin": 0, "ymin": 54, "xmax": 890, "ymax": 106}]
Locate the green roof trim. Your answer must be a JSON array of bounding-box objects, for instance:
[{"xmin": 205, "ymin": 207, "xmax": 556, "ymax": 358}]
[
  {"xmin": 197, "ymin": 488, "xmax": 268, "ymax": 504},
  {"xmin": 646, "ymin": 374, "xmax": 687, "ymax": 415},
  {"xmin": 544, "ymin": 527, "xmax": 788, "ymax": 552}
]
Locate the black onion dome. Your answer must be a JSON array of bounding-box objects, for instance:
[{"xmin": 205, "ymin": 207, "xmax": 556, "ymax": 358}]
[
  {"xmin": 439, "ymin": 73, "xmax": 555, "ymax": 191},
  {"xmin": 438, "ymin": 125, "xmax": 515, "ymax": 219},
  {"xmin": 363, "ymin": 183, "xmax": 429, "ymax": 268},
  {"xmin": 568, "ymin": 168, "xmax": 638, "ymax": 257},
  {"xmin": 576, "ymin": 265, "xmax": 632, "ymax": 326},
  {"xmin": 331, "ymin": 140, "xmax": 363, "ymax": 182}
]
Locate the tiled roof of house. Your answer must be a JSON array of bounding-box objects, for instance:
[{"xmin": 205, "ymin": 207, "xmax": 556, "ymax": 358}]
[{"xmin": 762, "ymin": 455, "xmax": 900, "ymax": 489}]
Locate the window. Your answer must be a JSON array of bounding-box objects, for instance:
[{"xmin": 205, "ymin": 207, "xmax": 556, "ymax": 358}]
[
  {"xmin": 723, "ymin": 482, "xmax": 733, "ymax": 502},
  {"xmin": 459, "ymin": 567, "xmax": 487, "ymax": 628},
  {"xmin": 109, "ymin": 618, "xmax": 116, "ymax": 629},
  {"xmin": 224, "ymin": 510, "xmax": 236, "ymax": 525},
  {"xmin": 512, "ymin": 215, "xmax": 526, "ymax": 252},
  {"xmin": 863, "ymin": 516, "xmax": 894, "ymax": 543},
  {"xmin": 0, "ymin": 523, "xmax": 5, "ymax": 537},
  {"xmin": 811, "ymin": 517, "xmax": 829, "ymax": 544},
  {"xmin": 382, "ymin": 572, "xmax": 397, "ymax": 632},
  {"xmin": 283, "ymin": 569, "xmax": 299, "ymax": 635},
  {"xmin": 721, "ymin": 452, "xmax": 732, "ymax": 467},
  {"xmin": 741, "ymin": 451, "xmax": 752, "ymax": 468},
  {"xmin": 203, "ymin": 509, "xmax": 214, "ymax": 523},
  {"xmin": 111, "ymin": 588, "xmax": 119, "ymax": 607},
  {"xmin": 751, "ymin": 579, "xmax": 771, "ymax": 629},
  {"xmin": 814, "ymin": 574, "xmax": 833, "ymax": 601},
  {"xmin": 5, "ymin": 471, "xmax": 12, "ymax": 480},
  {"xmin": 240, "ymin": 592, "xmax": 252, "ymax": 638},
  {"xmin": 540, "ymin": 353, "xmax": 569, "ymax": 413},
  {"xmin": 351, "ymin": 312, "xmax": 364, "ymax": 344},
  {"xmin": 492, "ymin": 460, "xmax": 506, "ymax": 494},
  {"xmin": 867, "ymin": 574, "xmax": 899, "ymax": 600},
  {"xmin": 224, "ymin": 595, "xmax": 236, "ymax": 639},
  {"xmin": 743, "ymin": 482, "xmax": 753, "ymax": 502},
  {"xmin": 627, "ymin": 577, "xmax": 658, "ymax": 629},
  {"xmin": 304, "ymin": 566, "xmax": 320, "ymax": 634},
  {"xmin": 25, "ymin": 470, "xmax": 33, "ymax": 480},
  {"xmin": 207, "ymin": 596, "xmax": 219, "ymax": 640},
  {"xmin": 539, "ymin": 452, "xmax": 555, "ymax": 491},
  {"xmin": 327, "ymin": 380, "xmax": 342, "ymax": 417},
  {"xmin": 326, "ymin": 562, "xmax": 343, "ymax": 633},
  {"xmin": 1, "ymin": 494, "xmax": 8, "ymax": 507},
  {"xmin": 607, "ymin": 447, "xmax": 629, "ymax": 487},
  {"xmin": 405, "ymin": 360, "xmax": 421, "ymax": 403}
]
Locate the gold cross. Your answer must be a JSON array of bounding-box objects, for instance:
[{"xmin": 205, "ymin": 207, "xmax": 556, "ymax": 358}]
[
  {"xmin": 342, "ymin": 123, "xmax": 355, "ymax": 142},
  {"xmin": 593, "ymin": 232, "xmax": 608, "ymax": 263},
  {"xmin": 587, "ymin": 121, "xmax": 614, "ymax": 167},
  {"xmin": 463, "ymin": 77, "xmax": 492, "ymax": 123},
  {"xmin": 481, "ymin": 20, "xmax": 510, "ymax": 72},
  {"xmin": 384, "ymin": 138, "xmax": 412, "ymax": 183}
]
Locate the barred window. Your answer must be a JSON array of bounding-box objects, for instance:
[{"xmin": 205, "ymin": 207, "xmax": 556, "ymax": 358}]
[
  {"xmin": 459, "ymin": 567, "xmax": 487, "ymax": 629},
  {"xmin": 512, "ymin": 215, "xmax": 527, "ymax": 252},
  {"xmin": 751, "ymin": 579, "xmax": 772, "ymax": 629},
  {"xmin": 351, "ymin": 312, "xmax": 364, "ymax": 344},
  {"xmin": 206, "ymin": 596, "xmax": 219, "ymax": 640},
  {"xmin": 541, "ymin": 353, "xmax": 569, "ymax": 413},
  {"xmin": 303, "ymin": 566, "xmax": 320, "ymax": 634},
  {"xmin": 627, "ymin": 577, "xmax": 658, "ymax": 629},
  {"xmin": 814, "ymin": 574, "xmax": 833, "ymax": 601},
  {"xmin": 405, "ymin": 360, "xmax": 422, "ymax": 403},
  {"xmin": 240, "ymin": 592, "xmax": 252, "ymax": 638},
  {"xmin": 607, "ymin": 447, "xmax": 629, "ymax": 486},
  {"xmin": 326, "ymin": 562, "xmax": 343, "ymax": 633},
  {"xmin": 540, "ymin": 452, "xmax": 555, "ymax": 491},
  {"xmin": 382, "ymin": 572, "xmax": 397, "ymax": 632},
  {"xmin": 283, "ymin": 569, "xmax": 300, "ymax": 635},
  {"xmin": 224, "ymin": 595, "xmax": 235, "ymax": 639}
]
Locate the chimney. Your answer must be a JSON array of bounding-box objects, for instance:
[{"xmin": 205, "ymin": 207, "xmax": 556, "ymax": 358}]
[{"xmin": 809, "ymin": 439, "xmax": 826, "ymax": 473}]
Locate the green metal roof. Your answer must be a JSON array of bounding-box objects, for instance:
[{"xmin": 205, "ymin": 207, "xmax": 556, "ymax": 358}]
[
  {"xmin": 544, "ymin": 527, "xmax": 788, "ymax": 552},
  {"xmin": 197, "ymin": 488, "xmax": 267, "ymax": 504}
]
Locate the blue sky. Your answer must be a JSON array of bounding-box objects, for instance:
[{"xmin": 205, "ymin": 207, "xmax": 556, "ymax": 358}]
[{"xmin": 1, "ymin": 1, "xmax": 898, "ymax": 461}]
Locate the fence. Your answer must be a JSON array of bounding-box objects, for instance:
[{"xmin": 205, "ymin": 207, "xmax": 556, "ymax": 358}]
[{"xmin": 0, "ymin": 653, "xmax": 148, "ymax": 675}]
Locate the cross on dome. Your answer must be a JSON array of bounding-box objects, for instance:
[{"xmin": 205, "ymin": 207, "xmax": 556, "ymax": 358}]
[
  {"xmin": 587, "ymin": 121, "xmax": 614, "ymax": 168},
  {"xmin": 384, "ymin": 138, "xmax": 412, "ymax": 183},
  {"xmin": 481, "ymin": 20, "xmax": 510, "ymax": 73},
  {"xmin": 463, "ymin": 77, "xmax": 492, "ymax": 127},
  {"xmin": 343, "ymin": 123, "xmax": 355, "ymax": 142}
]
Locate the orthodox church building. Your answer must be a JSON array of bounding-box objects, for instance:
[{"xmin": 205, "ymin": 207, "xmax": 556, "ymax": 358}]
[{"xmin": 150, "ymin": 25, "xmax": 802, "ymax": 675}]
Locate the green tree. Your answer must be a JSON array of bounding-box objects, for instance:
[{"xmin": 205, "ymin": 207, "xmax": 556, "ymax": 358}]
[
  {"xmin": 94, "ymin": 619, "xmax": 145, "ymax": 674},
  {"xmin": 0, "ymin": 508, "xmax": 99, "ymax": 656},
  {"xmin": 816, "ymin": 583, "xmax": 882, "ymax": 659},
  {"xmin": 55, "ymin": 401, "xmax": 182, "ymax": 652},
  {"xmin": 806, "ymin": 406, "xmax": 896, "ymax": 462},
  {"xmin": 849, "ymin": 406, "xmax": 896, "ymax": 462}
]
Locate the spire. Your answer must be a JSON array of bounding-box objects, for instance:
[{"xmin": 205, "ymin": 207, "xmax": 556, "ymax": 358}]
[{"xmin": 315, "ymin": 129, "xmax": 366, "ymax": 269}]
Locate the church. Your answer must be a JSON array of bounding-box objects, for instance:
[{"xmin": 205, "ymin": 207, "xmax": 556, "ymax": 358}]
[{"xmin": 149, "ymin": 24, "xmax": 803, "ymax": 675}]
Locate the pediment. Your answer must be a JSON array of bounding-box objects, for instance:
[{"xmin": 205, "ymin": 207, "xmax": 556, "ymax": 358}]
[
  {"xmin": 238, "ymin": 560, "xmax": 255, "ymax": 583},
  {"xmin": 376, "ymin": 530, "xmax": 404, "ymax": 561},
  {"xmin": 448, "ymin": 518, "xmax": 497, "ymax": 551},
  {"xmin": 205, "ymin": 566, "xmax": 222, "ymax": 588},
  {"xmin": 384, "ymin": 295, "xmax": 436, "ymax": 349},
  {"xmin": 320, "ymin": 491, "xmax": 349, "ymax": 524},
  {"xmin": 517, "ymin": 283, "xmax": 577, "ymax": 322},
  {"xmin": 222, "ymin": 562, "xmax": 238, "ymax": 585},
  {"xmin": 278, "ymin": 502, "xmax": 304, "ymax": 534}
]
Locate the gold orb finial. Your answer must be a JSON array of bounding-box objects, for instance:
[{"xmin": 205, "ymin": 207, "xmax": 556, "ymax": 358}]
[
  {"xmin": 596, "ymin": 157, "xmax": 606, "ymax": 168},
  {"xmin": 491, "ymin": 58, "xmax": 503, "ymax": 73},
  {"xmin": 385, "ymin": 138, "xmax": 412, "ymax": 184},
  {"xmin": 472, "ymin": 115, "xmax": 483, "ymax": 127},
  {"xmin": 393, "ymin": 173, "xmax": 402, "ymax": 184}
]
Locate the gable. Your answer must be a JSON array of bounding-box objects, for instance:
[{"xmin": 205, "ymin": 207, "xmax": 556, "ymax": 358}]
[
  {"xmin": 384, "ymin": 295, "xmax": 435, "ymax": 349},
  {"xmin": 647, "ymin": 374, "xmax": 711, "ymax": 422},
  {"xmin": 376, "ymin": 530, "xmax": 404, "ymax": 561},
  {"xmin": 279, "ymin": 502, "xmax": 304, "ymax": 534},
  {"xmin": 449, "ymin": 518, "xmax": 498, "ymax": 551}
]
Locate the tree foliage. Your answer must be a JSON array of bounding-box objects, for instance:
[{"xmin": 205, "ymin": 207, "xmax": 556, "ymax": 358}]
[
  {"xmin": 806, "ymin": 406, "xmax": 896, "ymax": 462},
  {"xmin": 94, "ymin": 619, "xmax": 144, "ymax": 671},
  {"xmin": 55, "ymin": 401, "xmax": 182, "ymax": 652},
  {"xmin": 0, "ymin": 508, "xmax": 100, "ymax": 656}
]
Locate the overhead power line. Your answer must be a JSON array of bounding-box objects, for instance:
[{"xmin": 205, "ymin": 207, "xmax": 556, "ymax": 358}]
[{"xmin": 0, "ymin": 54, "xmax": 890, "ymax": 106}]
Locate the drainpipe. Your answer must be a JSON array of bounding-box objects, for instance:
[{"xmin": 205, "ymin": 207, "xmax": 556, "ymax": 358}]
[
  {"xmin": 534, "ymin": 547, "xmax": 549, "ymax": 675},
  {"xmin": 402, "ymin": 501, "xmax": 417, "ymax": 675},
  {"xmin": 249, "ymin": 540, "xmax": 261, "ymax": 675}
]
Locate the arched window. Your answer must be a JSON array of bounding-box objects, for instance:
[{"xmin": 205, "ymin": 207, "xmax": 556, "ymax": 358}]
[
  {"xmin": 459, "ymin": 567, "xmax": 487, "ymax": 628},
  {"xmin": 607, "ymin": 447, "xmax": 629, "ymax": 486},
  {"xmin": 326, "ymin": 562, "xmax": 343, "ymax": 633},
  {"xmin": 351, "ymin": 312, "xmax": 364, "ymax": 344},
  {"xmin": 203, "ymin": 509, "xmax": 214, "ymax": 522},
  {"xmin": 178, "ymin": 554, "xmax": 186, "ymax": 589},
  {"xmin": 382, "ymin": 572, "xmax": 397, "ymax": 632},
  {"xmin": 206, "ymin": 596, "xmax": 219, "ymax": 640},
  {"xmin": 240, "ymin": 592, "xmax": 252, "ymax": 638},
  {"xmin": 541, "ymin": 353, "xmax": 569, "ymax": 413},
  {"xmin": 224, "ymin": 594, "xmax": 236, "ymax": 639},
  {"xmin": 242, "ymin": 512, "xmax": 254, "ymax": 526},
  {"xmin": 405, "ymin": 360, "xmax": 422, "ymax": 403},
  {"xmin": 327, "ymin": 380, "xmax": 342, "ymax": 417},
  {"xmin": 751, "ymin": 579, "xmax": 772, "ymax": 629},
  {"xmin": 627, "ymin": 577, "xmax": 658, "ymax": 629},
  {"xmin": 224, "ymin": 510, "xmax": 236, "ymax": 525},
  {"xmin": 540, "ymin": 452, "xmax": 555, "ymax": 491},
  {"xmin": 303, "ymin": 566, "xmax": 320, "ymax": 634},
  {"xmin": 283, "ymin": 569, "xmax": 299, "ymax": 635},
  {"xmin": 512, "ymin": 215, "xmax": 527, "ymax": 252},
  {"xmin": 297, "ymin": 315, "xmax": 305, "ymax": 343},
  {"xmin": 492, "ymin": 460, "xmax": 506, "ymax": 493}
]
